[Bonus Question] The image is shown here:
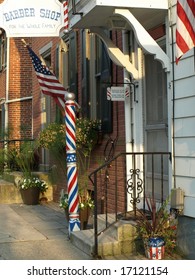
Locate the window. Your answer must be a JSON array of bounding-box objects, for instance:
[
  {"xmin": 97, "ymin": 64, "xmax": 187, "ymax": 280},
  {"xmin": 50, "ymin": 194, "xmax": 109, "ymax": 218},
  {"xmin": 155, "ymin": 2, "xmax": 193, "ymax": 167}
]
[
  {"xmin": 55, "ymin": 38, "xmax": 69, "ymax": 123},
  {"xmin": 95, "ymin": 35, "xmax": 112, "ymax": 133},
  {"xmin": 69, "ymin": 31, "xmax": 78, "ymax": 96},
  {"xmin": 0, "ymin": 29, "xmax": 7, "ymax": 71},
  {"xmin": 40, "ymin": 46, "xmax": 52, "ymax": 127}
]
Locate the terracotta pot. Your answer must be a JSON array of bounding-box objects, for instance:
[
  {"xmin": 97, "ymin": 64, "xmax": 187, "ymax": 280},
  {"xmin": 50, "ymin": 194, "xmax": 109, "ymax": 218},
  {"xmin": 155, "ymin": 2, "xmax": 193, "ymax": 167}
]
[
  {"xmin": 79, "ymin": 207, "xmax": 91, "ymax": 230},
  {"xmin": 64, "ymin": 207, "xmax": 91, "ymax": 230},
  {"xmin": 20, "ymin": 187, "xmax": 40, "ymax": 205}
]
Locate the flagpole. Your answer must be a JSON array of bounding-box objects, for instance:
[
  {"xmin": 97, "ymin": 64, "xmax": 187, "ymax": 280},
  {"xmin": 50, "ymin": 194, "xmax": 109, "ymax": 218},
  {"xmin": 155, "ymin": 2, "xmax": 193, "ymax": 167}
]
[{"xmin": 65, "ymin": 92, "xmax": 81, "ymax": 233}]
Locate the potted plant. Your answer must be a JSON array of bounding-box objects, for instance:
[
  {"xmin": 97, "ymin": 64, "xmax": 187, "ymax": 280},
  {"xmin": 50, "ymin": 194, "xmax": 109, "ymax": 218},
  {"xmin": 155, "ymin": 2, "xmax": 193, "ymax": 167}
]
[
  {"xmin": 18, "ymin": 176, "xmax": 48, "ymax": 205},
  {"xmin": 75, "ymin": 117, "xmax": 101, "ymax": 228},
  {"xmin": 10, "ymin": 141, "xmax": 48, "ymax": 205},
  {"xmin": 59, "ymin": 189, "xmax": 94, "ymax": 229},
  {"xmin": 136, "ymin": 196, "xmax": 177, "ymax": 259},
  {"xmin": 38, "ymin": 118, "xmax": 101, "ymax": 228},
  {"xmin": 37, "ymin": 122, "xmax": 67, "ymax": 178}
]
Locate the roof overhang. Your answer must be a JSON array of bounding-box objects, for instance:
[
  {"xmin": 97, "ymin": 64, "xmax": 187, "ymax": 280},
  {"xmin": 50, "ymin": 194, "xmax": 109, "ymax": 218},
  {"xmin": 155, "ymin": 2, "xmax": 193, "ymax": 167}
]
[
  {"xmin": 68, "ymin": 0, "xmax": 170, "ymax": 77},
  {"xmin": 69, "ymin": 0, "xmax": 168, "ymax": 31}
]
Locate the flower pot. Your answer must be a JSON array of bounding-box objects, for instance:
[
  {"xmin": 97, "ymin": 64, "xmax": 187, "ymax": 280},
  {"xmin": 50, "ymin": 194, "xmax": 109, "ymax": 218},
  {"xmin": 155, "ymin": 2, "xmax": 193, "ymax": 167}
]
[
  {"xmin": 20, "ymin": 187, "xmax": 40, "ymax": 205},
  {"xmin": 144, "ymin": 237, "xmax": 165, "ymax": 260},
  {"xmin": 79, "ymin": 207, "xmax": 91, "ymax": 230},
  {"xmin": 64, "ymin": 207, "xmax": 91, "ymax": 230}
]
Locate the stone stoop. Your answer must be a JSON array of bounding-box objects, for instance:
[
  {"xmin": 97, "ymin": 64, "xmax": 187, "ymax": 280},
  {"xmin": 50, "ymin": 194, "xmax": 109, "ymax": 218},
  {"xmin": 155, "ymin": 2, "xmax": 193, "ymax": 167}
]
[
  {"xmin": 0, "ymin": 179, "xmax": 23, "ymax": 204},
  {"xmin": 0, "ymin": 172, "xmax": 53, "ymax": 203},
  {"xmin": 70, "ymin": 217, "xmax": 138, "ymax": 258}
]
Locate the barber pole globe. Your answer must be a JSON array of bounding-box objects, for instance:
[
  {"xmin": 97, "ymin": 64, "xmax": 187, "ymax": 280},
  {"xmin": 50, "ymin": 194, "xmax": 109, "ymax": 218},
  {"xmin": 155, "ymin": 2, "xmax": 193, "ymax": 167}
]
[{"xmin": 65, "ymin": 93, "xmax": 80, "ymax": 233}]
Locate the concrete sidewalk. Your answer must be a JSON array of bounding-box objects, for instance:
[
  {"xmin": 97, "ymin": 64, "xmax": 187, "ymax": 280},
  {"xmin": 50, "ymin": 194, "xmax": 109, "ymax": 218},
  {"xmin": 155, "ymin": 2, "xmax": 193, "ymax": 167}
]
[
  {"xmin": 0, "ymin": 202, "xmax": 93, "ymax": 260},
  {"xmin": 0, "ymin": 202, "xmax": 186, "ymax": 260}
]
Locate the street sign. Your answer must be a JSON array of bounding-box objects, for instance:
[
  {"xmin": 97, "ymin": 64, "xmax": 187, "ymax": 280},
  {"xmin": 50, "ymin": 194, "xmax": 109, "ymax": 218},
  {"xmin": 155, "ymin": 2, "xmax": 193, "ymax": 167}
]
[
  {"xmin": 0, "ymin": 0, "xmax": 64, "ymax": 37},
  {"xmin": 107, "ymin": 86, "xmax": 130, "ymax": 101}
]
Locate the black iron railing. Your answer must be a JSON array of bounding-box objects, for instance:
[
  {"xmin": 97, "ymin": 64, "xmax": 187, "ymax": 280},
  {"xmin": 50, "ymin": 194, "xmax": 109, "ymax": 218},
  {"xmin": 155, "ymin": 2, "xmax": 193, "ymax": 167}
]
[{"xmin": 89, "ymin": 152, "xmax": 171, "ymax": 257}]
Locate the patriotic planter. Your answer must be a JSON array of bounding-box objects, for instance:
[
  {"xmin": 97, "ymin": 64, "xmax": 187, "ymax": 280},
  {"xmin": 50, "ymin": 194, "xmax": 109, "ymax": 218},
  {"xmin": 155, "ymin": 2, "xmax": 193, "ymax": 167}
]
[
  {"xmin": 144, "ymin": 237, "xmax": 165, "ymax": 260},
  {"xmin": 135, "ymin": 197, "xmax": 177, "ymax": 259}
]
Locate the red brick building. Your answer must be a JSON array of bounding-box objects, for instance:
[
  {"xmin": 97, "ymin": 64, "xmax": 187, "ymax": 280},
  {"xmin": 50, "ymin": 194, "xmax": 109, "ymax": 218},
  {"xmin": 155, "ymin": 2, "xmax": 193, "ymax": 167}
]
[{"xmin": 0, "ymin": 1, "xmax": 126, "ymax": 203}]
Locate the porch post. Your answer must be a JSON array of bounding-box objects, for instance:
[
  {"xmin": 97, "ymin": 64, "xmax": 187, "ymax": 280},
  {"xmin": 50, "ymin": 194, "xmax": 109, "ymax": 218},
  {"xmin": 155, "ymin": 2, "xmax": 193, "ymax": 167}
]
[{"xmin": 65, "ymin": 92, "xmax": 80, "ymax": 233}]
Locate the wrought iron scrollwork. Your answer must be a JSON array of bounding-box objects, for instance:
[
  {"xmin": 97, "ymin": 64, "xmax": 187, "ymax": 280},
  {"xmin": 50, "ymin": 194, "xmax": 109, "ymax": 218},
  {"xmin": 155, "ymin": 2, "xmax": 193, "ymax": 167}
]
[{"xmin": 126, "ymin": 168, "xmax": 143, "ymax": 206}]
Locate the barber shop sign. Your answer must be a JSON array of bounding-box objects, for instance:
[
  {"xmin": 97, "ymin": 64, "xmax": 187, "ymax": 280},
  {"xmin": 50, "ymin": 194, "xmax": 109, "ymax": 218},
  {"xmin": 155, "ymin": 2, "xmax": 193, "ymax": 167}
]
[{"xmin": 0, "ymin": 0, "xmax": 64, "ymax": 37}]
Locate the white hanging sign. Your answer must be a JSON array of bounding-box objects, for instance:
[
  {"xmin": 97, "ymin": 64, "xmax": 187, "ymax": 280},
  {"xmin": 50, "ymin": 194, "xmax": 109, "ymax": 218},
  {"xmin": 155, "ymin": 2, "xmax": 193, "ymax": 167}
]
[
  {"xmin": 107, "ymin": 86, "xmax": 130, "ymax": 101},
  {"xmin": 0, "ymin": 0, "xmax": 64, "ymax": 37}
]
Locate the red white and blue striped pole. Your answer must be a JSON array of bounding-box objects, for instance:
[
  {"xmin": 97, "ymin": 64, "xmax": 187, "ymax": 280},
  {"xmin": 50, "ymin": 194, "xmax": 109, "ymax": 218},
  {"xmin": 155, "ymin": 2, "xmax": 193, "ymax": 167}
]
[
  {"xmin": 65, "ymin": 92, "xmax": 80, "ymax": 233},
  {"xmin": 63, "ymin": 0, "xmax": 69, "ymax": 33}
]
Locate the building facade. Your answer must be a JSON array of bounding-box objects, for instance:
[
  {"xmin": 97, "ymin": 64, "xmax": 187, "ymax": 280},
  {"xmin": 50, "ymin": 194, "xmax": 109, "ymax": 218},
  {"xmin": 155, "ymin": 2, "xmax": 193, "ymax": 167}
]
[{"xmin": 0, "ymin": 0, "xmax": 195, "ymax": 258}]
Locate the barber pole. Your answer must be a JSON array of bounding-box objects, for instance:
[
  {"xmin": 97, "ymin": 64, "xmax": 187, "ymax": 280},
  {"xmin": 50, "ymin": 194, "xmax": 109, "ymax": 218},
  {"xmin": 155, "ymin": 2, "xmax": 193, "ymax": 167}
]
[
  {"xmin": 65, "ymin": 92, "xmax": 80, "ymax": 233},
  {"xmin": 63, "ymin": 0, "xmax": 69, "ymax": 32}
]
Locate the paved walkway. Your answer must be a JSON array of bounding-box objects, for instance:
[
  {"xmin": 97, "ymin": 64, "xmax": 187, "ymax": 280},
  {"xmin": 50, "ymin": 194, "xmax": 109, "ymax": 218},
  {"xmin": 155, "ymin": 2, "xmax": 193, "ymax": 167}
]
[
  {"xmin": 0, "ymin": 202, "xmax": 93, "ymax": 260},
  {"xmin": 0, "ymin": 202, "xmax": 186, "ymax": 260}
]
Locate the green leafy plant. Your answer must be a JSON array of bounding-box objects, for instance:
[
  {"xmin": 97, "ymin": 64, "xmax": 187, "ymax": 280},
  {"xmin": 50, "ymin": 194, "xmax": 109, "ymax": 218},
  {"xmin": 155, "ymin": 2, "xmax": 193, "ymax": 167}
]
[
  {"xmin": 7, "ymin": 141, "xmax": 39, "ymax": 177},
  {"xmin": 59, "ymin": 189, "xmax": 94, "ymax": 210},
  {"xmin": 37, "ymin": 123, "xmax": 66, "ymax": 152},
  {"xmin": 18, "ymin": 176, "xmax": 48, "ymax": 194},
  {"xmin": 136, "ymin": 196, "xmax": 177, "ymax": 253},
  {"xmin": 76, "ymin": 118, "xmax": 101, "ymax": 196},
  {"xmin": 38, "ymin": 118, "xmax": 101, "ymax": 210}
]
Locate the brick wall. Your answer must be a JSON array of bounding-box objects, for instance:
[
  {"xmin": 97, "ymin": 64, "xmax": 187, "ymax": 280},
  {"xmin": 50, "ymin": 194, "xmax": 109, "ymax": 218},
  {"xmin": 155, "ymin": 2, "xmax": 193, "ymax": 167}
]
[{"xmin": 0, "ymin": 21, "xmax": 126, "ymax": 205}]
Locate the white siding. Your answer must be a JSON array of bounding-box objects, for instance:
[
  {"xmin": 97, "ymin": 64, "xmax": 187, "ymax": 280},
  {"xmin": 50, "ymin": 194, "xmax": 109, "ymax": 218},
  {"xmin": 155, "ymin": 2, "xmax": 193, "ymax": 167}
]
[
  {"xmin": 174, "ymin": 76, "xmax": 195, "ymax": 99},
  {"xmin": 175, "ymin": 138, "xmax": 195, "ymax": 157},
  {"xmin": 169, "ymin": 3, "xmax": 195, "ymax": 217},
  {"xmin": 175, "ymin": 97, "xmax": 195, "ymax": 118},
  {"xmin": 174, "ymin": 117, "xmax": 195, "ymax": 137}
]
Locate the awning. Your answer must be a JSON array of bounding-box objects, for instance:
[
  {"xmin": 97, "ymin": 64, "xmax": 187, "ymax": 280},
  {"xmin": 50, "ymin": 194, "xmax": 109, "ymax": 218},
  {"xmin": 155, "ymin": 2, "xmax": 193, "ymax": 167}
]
[
  {"xmin": 69, "ymin": 0, "xmax": 170, "ymax": 77},
  {"xmin": 69, "ymin": 0, "xmax": 168, "ymax": 31}
]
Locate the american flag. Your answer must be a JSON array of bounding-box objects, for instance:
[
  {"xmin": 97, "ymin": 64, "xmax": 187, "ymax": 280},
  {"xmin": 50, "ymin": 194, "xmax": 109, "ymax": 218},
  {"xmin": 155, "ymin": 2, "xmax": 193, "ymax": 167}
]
[
  {"xmin": 176, "ymin": 0, "xmax": 195, "ymax": 64},
  {"xmin": 63, "ymin": 0, "xmax": 69, "ymax": 32},
  {"xmin": 27, "ymin": 45, "xmax": 67, "ymax": 113}
]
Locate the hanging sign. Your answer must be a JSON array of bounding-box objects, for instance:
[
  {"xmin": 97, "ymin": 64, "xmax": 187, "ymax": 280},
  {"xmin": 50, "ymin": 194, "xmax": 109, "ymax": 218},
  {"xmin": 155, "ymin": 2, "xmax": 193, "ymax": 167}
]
[
  {"xmin": 107, "ymin": 86, "xmax": 130, "ymax": 101},
  {"xmin": 0, "ymin": 0, "xmax": 64, "ymax": 37}
]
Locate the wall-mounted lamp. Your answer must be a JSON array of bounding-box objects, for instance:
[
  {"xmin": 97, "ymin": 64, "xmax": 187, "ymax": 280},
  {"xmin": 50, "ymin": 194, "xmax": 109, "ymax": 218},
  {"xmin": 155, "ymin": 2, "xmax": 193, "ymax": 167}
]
[{"xmin": 107, "ymin": 17, "xmax": 128, "ymax": 30}]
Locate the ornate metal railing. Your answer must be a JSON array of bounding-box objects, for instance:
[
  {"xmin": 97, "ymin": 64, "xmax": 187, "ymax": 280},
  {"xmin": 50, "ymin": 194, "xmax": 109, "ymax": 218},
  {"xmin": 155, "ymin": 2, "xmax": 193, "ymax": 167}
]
[{"xmin": 89, "ymin": 152, "xmax": 171, "ymax": 257}]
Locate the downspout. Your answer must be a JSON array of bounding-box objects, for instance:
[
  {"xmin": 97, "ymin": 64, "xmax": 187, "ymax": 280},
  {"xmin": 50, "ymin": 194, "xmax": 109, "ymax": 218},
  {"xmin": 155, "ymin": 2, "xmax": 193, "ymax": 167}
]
[
  {"xmin": 122, "ymin": 30, "xmax": 133, "ymax": 153},
  {"xmin": 5, "ymin": 37, "xmax": 9, "ymax": 138},
  {"xmin": 171, "ymin": 21, "xmax": 176, "ymax": 189}
]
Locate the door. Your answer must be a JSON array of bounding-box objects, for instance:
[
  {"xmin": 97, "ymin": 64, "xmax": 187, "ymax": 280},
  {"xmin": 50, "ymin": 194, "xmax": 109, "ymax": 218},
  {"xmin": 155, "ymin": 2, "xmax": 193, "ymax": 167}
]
[{"xmin": 144, "ymin": 48, "xmax": 169, "ymax": 200}]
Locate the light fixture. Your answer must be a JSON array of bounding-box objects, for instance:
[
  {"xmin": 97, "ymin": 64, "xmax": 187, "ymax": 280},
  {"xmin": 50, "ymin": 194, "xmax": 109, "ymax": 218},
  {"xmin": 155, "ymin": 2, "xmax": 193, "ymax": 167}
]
[{"xmin": 107, "ymin": 16, "xmax": 128, "ymax": 30}]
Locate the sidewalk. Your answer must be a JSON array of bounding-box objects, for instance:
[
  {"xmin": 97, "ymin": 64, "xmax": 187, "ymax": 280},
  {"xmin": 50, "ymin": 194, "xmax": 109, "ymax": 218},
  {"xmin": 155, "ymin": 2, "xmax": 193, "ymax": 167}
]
[
  {"xmin": 0, "ymin": 202, "xmax": 93, "ymax": 260},
  {"xmin": 0, "ymin": 202, "xmax": 186, "ymax": 260}
]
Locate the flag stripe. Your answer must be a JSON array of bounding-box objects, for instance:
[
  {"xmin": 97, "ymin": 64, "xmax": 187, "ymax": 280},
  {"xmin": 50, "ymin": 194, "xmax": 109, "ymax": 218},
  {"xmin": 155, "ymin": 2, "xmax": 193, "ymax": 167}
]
[
  {"xmin": 63, "ymin": 1, "xmax": 69, "ymax": 32},
  {"xmin": 176, "ymin": 0, "xmax": 195, "ymax": 64},
  {"xmin": 27, "ymin": 45, "xmax": 67, "ymax": 113},
  {"xmin": 177, "ymin": 1, "xmax": 195, "ymax": 45}
]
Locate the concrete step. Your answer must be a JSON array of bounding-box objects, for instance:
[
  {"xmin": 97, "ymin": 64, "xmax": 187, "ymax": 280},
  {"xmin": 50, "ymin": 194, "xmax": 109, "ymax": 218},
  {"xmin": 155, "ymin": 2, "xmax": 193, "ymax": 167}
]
[
  {"xmin": 70, "ymin": 217, "xmax": 138, "ymax": 257},
  {"xmin": 0, "ymin": 172, "xmax": 53, "ymax": 204},
  {"xmin": 0, "ymin": 179, "xmax": 23, "ymax": 204}
]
